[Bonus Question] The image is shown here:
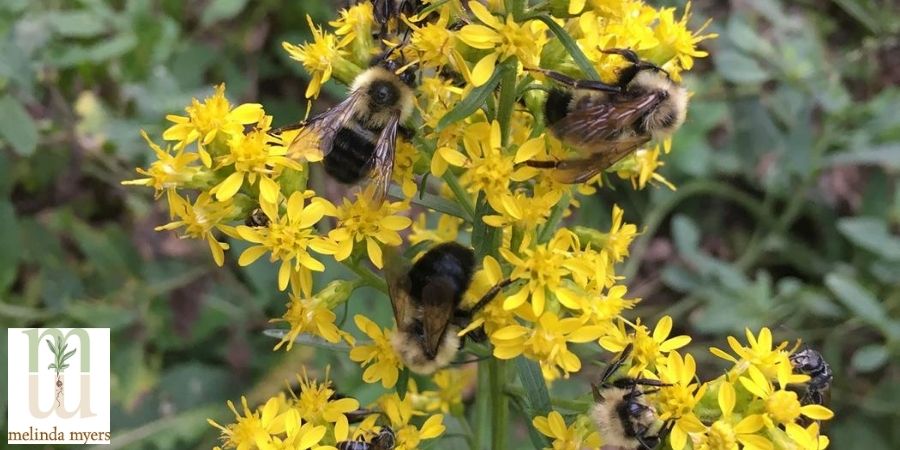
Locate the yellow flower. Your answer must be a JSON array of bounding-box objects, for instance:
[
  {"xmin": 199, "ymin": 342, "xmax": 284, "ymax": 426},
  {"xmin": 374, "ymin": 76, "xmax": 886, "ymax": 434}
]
[
  {"xmin": 377, "ymin": 393, "xmax": 446, "ymax": 450},
  {"xmin": 208, "ymin": 396, "xmax": 286, "ymax": 450},
  {"xmin": 614, "ymin": 146, "xmax": 677, "ymax": 190},
  {"xmin": 210, "ymin": 115, "xmax": 304, "ymax": 202},
  {"xmin": 122, "ymin": 130, "xmax": 200, "ymax": 198},
  {"xmin": 654, "ymin": 351, "xmax": 708, "ymax": 450},
  {"xmin": 694, "ymin": 380, "xmax": 772, "ymax": 450},
  {"xmin": 599, "ymin": 316, "xmax": 691, "ymax": 376},
  {"xmin": 327, "ymin": 187, "xmax": 412, "ymax": 269},
  {"xmin": 235, "ymin": 191, "xmax": 335, "ymax": 291},
  {"xmin": 422, "ymin": 368, "xmax": 474, "ymax": 414},
  {"xmin": 349, "ymin": 315, "xmax": 402, "ymax": 388},
  {"xmin": 482, "ymin": 189, "xmax": 560, "ymax": 229},
  {"xmin": 457, "ymin": 2, "xmax": 546, "ymax": 86},
  {"xmin": 283, "ymin": 16, "xmax": 348, "ymax": 98},
  {"xmin": 154, "ymin": 191, "xmax": 237, "ymax": 266},
  {"xmin": 565, "ymin": 284, "xmax": 636, "ymax": 332},
  {"xmin": 392, "ymin": 140, "xmax": 420, "ymax": 199},
  {"xmin": 710, "ymin": 327, "xmax": 791, "ymax": 380},
  {"xmin": 645, "ymin": 2, "xmax": 717, "ymax": 75},
  {"xmin": 533, "ymin": 411, "xmax": 602, "ymax": 450},
  {"xmin": 408, "ymin": 213, "xmax": 462, "ymax": 246},
  {"xmin": 163, "ymin": 84, "xmax": 264, "ymax": 162},
  {"xmin": 500, "ymin": 231, "xmax": 585, "ymax": 316},
  {"xmin": 289, "ymin": 368, "xmax": 361, "ymax": 443},
  {"xmin": 407, "ymin": 7, "xmax": 457, "ymax": 69},
  {"xmin": 739, "ymin": 365, "xmax": 834, "ymax": 429},
  {"xmin": 271, "ymin": 280, "xmax": 357, "ymax": 350},
  {"xmin": 460, "ymin": 255, "xmax": 517, "ymax": 337},
  {"xmin": 329, "ymin": 2, "xmax": 374, "ymax": 59},
  {"xmin": 492, "ymin": 311, "xmax": 604, "ymax": 380},
  {"xmin": 269, "ymin": 410, "xmax": 330, "ymax": 450}
]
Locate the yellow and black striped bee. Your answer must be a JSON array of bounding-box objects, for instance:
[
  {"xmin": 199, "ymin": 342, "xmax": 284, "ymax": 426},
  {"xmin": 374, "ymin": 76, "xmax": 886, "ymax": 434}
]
[
  {"xmin": 337, "ymin": 426, "xmax": 395, "ymax": 450},
  {"xmin": 590, "ymin": 344, "xmax": 672, "ymax": 450},
  {"xmin": 387, "ymin": 242, "xmax": 513, "ymax": 374},
  {"xmin": 526, "ymin": 49, "xmax": 688, "ymax": 184},
  {"xmin": 277, "ymin": 55, "xmax": 416, "ymax": 205}
]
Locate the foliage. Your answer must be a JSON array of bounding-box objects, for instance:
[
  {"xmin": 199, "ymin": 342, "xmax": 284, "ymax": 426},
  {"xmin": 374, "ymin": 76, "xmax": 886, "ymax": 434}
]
[
  {"xmin": 46, "ymin": 334, "xmax": 76, "ymax": 375},
  {"xmin": 0, "ymin": 0, "xmax": 898, "ymax": 449}
]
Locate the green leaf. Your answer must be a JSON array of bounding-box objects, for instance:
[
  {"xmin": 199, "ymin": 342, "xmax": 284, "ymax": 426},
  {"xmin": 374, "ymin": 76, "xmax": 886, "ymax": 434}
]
[
  {"xmin": 0, "ymin": 201, "xmax": 20, "ymax": 293},
  {"xmin": 825, "ymin": 273, "xmax": 894, "ymax": 339},
  {"xmin": 46, "ymin": 338, "xmax": 56, "ymax": 355},
  {"xmin": 714, "ymin": 49, "xmax": 769, "ymax": 84},
  {"xmin": 826, "ymin": 144, "xmax": 900, "ymax": 170},
  {"xmin": 532, "ymin": 14, "xmax": 600, "ymax": 81},
  {"xmin": 201, "ymin": 0, "xmax": 250, "ymax": 27},
  {"xmin": 46, "ymin": 11, "xmax": 109, "ymax": 38},
  {"xmin": 62, "ymin": 349, "xmax": 77, "ymax": 363},
  {"xmin": 436, "ymin": 70, "xmax": 502, "ymax": 131},
  {"xmin": 515, "ymin": 357, "xmax": 552, "ymax": 416},
  {"xmin": 0, "ymin": 95, "xmax": 38, "ymax": 156},
  {"xmin": 48, "ymin": 364, "xmax": 56, "ymax": 370},
  {"xmin": 388, "ymin": 185, "xmax": 467, "ymax": 219},
  {"xmin": 851, "ymin": 345, "xmax": 889, "ymax": 373},
  {"xmin": 396, "ymin": 367, "xmax": 410, "ymax": 400},
  {"xmin": 837, "ymin": 217, "xmax": 900, "ymax": 260}
]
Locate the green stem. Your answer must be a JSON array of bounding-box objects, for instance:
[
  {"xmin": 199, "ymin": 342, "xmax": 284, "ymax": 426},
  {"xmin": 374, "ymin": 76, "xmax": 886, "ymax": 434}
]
[
  {"xmin": 443, "ymin": 171, "xmax": 477, "ymax": 222},
  {"xmin": 490, "ymin": 358, "xmax": 510, "ymax": 450},
  {"xmin": 497, "ymin": 59, "xmax": 519, "ymax": 147},
  {"xmin": 474, "ymin": 361, "xmax": 492, "ymax": 450},
  {"xmin": 343, "ymin": 261, "xmax": 387, "ymax": 293},
  {"xmin": 538, "ymin": 192, "xmax": 571, "ymax": 243}
]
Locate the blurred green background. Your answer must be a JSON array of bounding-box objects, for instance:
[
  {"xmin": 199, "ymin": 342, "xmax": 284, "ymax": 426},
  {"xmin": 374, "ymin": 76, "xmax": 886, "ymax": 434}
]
[{"xmin": 1, "ymin": 0, "xmax": 898, "ymax": 448}]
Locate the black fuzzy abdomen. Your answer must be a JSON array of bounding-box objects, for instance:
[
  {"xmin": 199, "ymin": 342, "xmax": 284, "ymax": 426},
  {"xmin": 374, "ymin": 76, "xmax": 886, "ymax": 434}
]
[
  {"xmin": 408, "ymin": 242, "xmax": 475, "ymax": 307},
  {"xmin": 323, "ymin": 127, "xmax": 376, "ymax": 184},
  {"xmin": 545, "ymin": 89, "xmax": 572, "ymax": 126}
]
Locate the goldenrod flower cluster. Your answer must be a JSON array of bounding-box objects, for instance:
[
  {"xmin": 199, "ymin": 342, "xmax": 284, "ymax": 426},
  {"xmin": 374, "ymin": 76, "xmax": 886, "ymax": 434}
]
[{"xmin": 125, "ymin": 0, "xmax": 834, "ymax": 448}]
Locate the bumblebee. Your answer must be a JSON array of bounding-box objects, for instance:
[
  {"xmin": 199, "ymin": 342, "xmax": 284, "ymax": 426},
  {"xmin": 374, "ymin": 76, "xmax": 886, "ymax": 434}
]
[
  {"xmin": 337, "ymin": 426, "xmax": 395, "ymax": 450},
  {"xmin": 526, "ymin": 49, "xmax": 688, "ymax": 184},
  {"xmin": 244, "ymin": 207, "xmax": 269, "ymax": 227},
  {"xmin": 789, "ymin": 346, "xmax": 833, "ymax": 406},
  {"xmin": 387, "ymin": 242, "xmax": 513, "ymax": 374},
  {"xmin": 590, "ymin": 344, "xmax": 672, "ymax": 450},
  {"xmin": 278, "ymin": 56, "xmax": 416, "ymax": 205}
]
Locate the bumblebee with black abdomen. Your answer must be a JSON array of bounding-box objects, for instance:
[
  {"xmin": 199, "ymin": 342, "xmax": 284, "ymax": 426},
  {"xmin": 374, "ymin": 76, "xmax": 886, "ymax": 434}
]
[
  {"xmin": 337, "ymin": 426, "xmax": 395, "ymax": 450},
  {"xmin": 280, "ymin": 56, "xmax": 416, "ymax": 205},
  {"xmin": 386, "ymin": 242, "xmax": 513, "ymax": 374},
  {"xmin": 526, "ymin": 49, "xmax": 688, "ymax": 184},
  {"xmin": 590, "ymin": 344, "xmax": 672, "ymax": 450},
  {"xmin": 789, "ymin": 346, "xmax": 833, "ymax": 407}
]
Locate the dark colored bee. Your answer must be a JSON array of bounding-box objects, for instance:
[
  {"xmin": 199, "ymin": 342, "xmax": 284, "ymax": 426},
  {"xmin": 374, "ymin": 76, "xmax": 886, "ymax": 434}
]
[
  {"xmin": 387, "ymin": 242, "xmax": 513, "ymax": 374},
  {"xmin": 525, "ymin": 48, "xmax": 688, "ymax": 184},
  {"xmin": 789, "ymin": 346, "xmax": 833, "ymax": 406},
  {"xmin": 244, "ymin": 207, "xmax": 269, "ymax": 227},
  {"xmin": 276, "ymin": 55, "xmax": 416, "ymax": 205},
  {"xmin": 372, "ymin": 0, "xmax": 423, "ymax": 37},
  {"xmin": 337, "ymin": 426, "xmax": 395, "ymax": 450},
  {"xmin": 590, "ymin": 344, "xmax": 672, "ymax": 450}
]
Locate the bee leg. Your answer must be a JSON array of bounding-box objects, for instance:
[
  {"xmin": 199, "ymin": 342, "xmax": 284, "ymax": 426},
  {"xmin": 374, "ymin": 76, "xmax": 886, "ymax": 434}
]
[
  {"xmin": 600, "ymin": 48, "xmax": 640, "ymax": 64},
  {"xmin": 468, "ymin": 278, "xmax": 515, "ymax": 314},
  {"xmin": 591, "ymin": 382, "xmax": 604, "ymax": 402},
  {"xmin": 598, "ymin": 344, "xmax": 634, "ymax": 384},
  {"xmin": 269, "ymin": 122, "xmax": 306, "ymax": 136},
  {"xmin": 525, "ymin": 68, "xmax": 621, "ymax": 93}
]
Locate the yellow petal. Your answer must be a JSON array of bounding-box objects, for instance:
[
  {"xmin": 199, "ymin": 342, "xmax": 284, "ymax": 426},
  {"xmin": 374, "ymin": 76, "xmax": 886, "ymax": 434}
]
[
  {"xmin": 437, "ymin": 146, "xmax": 468, "ymax": 166},
  {"xmin": 471, "ymin": 52, "xmax": 499, "ymax": 87},
  {"xmin": 419, "ymin": 415, "xmax": 446, "ymax": 439},
  {"xmin": 734, "ymin": 414, "xmax": 764, "ymax": 434},
  {"xmin": 718, "ymin": 381, "xmax": 735, "ymax": 417},
  {"xmin": 214, "ymin": 172, "xmax": 244, "ymax": 201},
  {"xmin": 297, "ymin": 424, "xmax": 326, "ymax": 449},
  {"xmin": 660, "ymin": 335, "xmax": 692, "ymax": 352},
  {"xmin": 468, "ymin": 1, "xmax": 500, "ymax": 27},
  {"xmin": 229, "ymin": 103, "xmax": 264, "ymax": 124},
  {"xmin": 653, "ymin": 315, "xmax": 673, "ymax": 341},
  {"xmin": 800, "ymin": 404, "xmax": 834, "ymax": 420},
  {"xmin": 259, "ymin": 176, "xmax": 280, "ymax": 204},
  {"xmin": 515, "ymin": 137, "xmax": 545, "ymax": 163},
  {"xmin": 366, "ymin": 238, "xmax": 384, "ymax": 268},
  {"xmin": 489, "ymin": 120, "xmax": 501, "ymax": 150},
  {"xmin": 238, "ymin": 245, "xmax": 269, "ymax": 266}
]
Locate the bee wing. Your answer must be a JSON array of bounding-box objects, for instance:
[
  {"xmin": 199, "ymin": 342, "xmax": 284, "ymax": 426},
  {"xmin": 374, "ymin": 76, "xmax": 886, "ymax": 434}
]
[
  {"xmin": 367, "ymin": 113, "xmax": 400, "ymax": 206},
  {"xmin": 385, "ymin": 248, "xmax": 413, "ymax": 327},
  {"xmin": 547, "ymin": 134, "xmax": 651, "ymax": 184},
  {"xmin": 551, "ymin": 92, "xmax": 664, "ymax": 147},
  {"xmin": 420, "ymin": 277, "xmax": 457, "ymax": 358},
  {"xmin": 284, "ymin": 91, "xmax": 363, "ymax": 162}
]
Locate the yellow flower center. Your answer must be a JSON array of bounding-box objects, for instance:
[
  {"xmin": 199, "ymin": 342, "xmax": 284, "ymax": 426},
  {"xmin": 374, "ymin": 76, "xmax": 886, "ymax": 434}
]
[
  {"xmin": 187, "ymin": 94, "xmax": 230, "ymax": 134},
  {"xmin": 266, "ymin": 223, "xmax": 316, "ymax": 260},
  {"xmin": 698, "ymin": 420, "xmax": 737, "ymax": 450},
  {"xmin": 766, "ymin": 390, "xmax": 802, "ymax": 424},
  {"xmin": 495, "ymin": 18, "xmax": 540, "ymax": 62},
  {"xmin": 657, "ymin": 384, "xmax": 694, "ymax": 418},
  {"xmin": 230, "ymin": 132, "xmax": 272, "ymax": 174}
]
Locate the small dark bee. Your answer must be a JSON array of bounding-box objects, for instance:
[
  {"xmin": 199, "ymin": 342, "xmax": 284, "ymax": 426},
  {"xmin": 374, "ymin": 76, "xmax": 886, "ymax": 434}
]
[
  {"xmin": 387, "ymin": 242, "xmax": 513, "ymax": 374},
  {"xmin": 789, "ymin": 346, "xmax": 833, "ymax": 406},
  {"xmin": 277, "ymin": 54, "xmax": 416, "ymax": 205},
  {"xmin": 337, "ymin": 426, "xmax": 395, "ymax": 450},
  {"xmin": 244, "ymin": 207, "xmax": 269, "ymax": 227},
  {"xmin": 590, "ymin": 344, "xmax": 672, "ymax": 450},
  {"xmin": 526, "ymin": 49, "xmax": 688, "ymax": 184}
]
